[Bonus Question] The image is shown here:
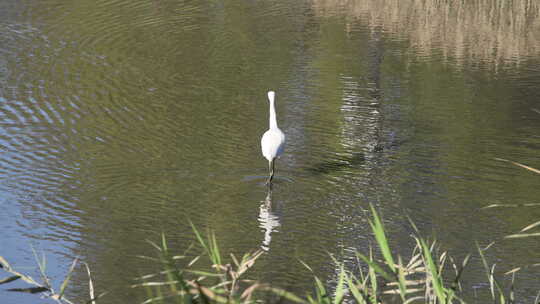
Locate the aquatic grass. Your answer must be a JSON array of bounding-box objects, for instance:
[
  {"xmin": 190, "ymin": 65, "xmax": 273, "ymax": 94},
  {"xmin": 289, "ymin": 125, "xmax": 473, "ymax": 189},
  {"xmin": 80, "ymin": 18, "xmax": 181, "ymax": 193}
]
[
  {"xmin": 368, "ymin": 204, "xmax": 395, "ymax": 273},
  {"xmin": 3, "ymin": 207, "xmax": 539, "ymax": 303},
  {"xmin": 353, "ymin": 205, "xmax": 466, "ymax": 303},
  {"xmin": 0, "ymin": 250, "xmax": 104, "ymax": 304},
  {"xmin": 190, "ymin": 221, "xmax": 222, "ymax": 267},
  {"xmin": 417, "ymin": 238, "xmax": 449, "ymax": 303},
  {"xmin": 83, "ymin": 262, "xmax": 98, "ymax": 304},
  {"xmin": 136, "ymin": 233, "xmax": 194, "ymax": 304},
  {"xmin": 491, "ymin": 158, "xmax": 540, "ymax": 239},
  {"xmin": 57, "ymin": 258, "xmax": 78, "ymax": 301},
  {"xmin": 0, "ymin": 255, "xmax": 47, "ymax": 294},
  {"xmin": 296, "ymin": 205, "xmax": 472, "ymax": 303},
  {"xmin": 449, "ymin": 253, "xmax": 471, "ymax": 293},
  {"xmin": 495, "ymin": 158, "xmax": 540, "ymax": 175},
  {"xmin": 136, "ymin": 206, "xmax": 538, "ymax": 304},
  {"xmin": 133, "ymin": 226, "xmax": 301, "ymax": 304},
  {"xmin": 474, "ymin": 242, "xmax": 534, "ymax": 304}
]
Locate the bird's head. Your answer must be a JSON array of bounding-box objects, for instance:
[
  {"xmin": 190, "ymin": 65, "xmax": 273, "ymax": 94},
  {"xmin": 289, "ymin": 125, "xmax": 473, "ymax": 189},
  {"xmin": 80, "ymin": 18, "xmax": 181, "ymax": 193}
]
[{"xmin": 267, "ymin": 91, "xmax": 275, "ymax": 103}]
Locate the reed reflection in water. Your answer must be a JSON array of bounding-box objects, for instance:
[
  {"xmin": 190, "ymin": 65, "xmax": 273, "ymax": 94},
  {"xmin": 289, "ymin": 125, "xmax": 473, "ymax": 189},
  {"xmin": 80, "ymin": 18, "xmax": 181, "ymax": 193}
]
[{"xmin": 312, "ymin": 0, "xmax": 540, "ymax": 67}]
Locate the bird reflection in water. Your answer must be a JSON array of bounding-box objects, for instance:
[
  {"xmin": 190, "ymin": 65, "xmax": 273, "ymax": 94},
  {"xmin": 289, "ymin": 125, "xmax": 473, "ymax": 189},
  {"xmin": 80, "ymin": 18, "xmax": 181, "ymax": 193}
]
[{"xmin": 258, "ymin": 185, "xmax": 281, "ymax": 252}]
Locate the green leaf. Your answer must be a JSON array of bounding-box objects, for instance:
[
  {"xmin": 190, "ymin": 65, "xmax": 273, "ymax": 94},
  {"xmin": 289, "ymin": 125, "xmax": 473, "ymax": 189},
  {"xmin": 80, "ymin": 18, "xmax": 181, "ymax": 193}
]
[
  {"xmin": 0, "ymin": 275, "xmax": 20, "ymax": 285},
  {"xmin": 396, "ymin": 256, "xmax": 408, "ymax": 301},
  {"xmin": 356, "ymin": 252, "xmax": 393, "ymax": 282},
  {"xmin": 7, "ymin": 286, "xmax": 49, "ymax": 293},
  {"xmin": 333, "ymin": 264, "xmax": 346, "ymax": 304},
  {"xmin": 419, "ymin": 239, "xmax": 446, "ymax": 303},
  {"xmin": 59, "ymin": 258, "xmax": 79, "ymax": 299},
  {"xmin": 346, "ymin": 276, "xmax": 366, "ymax": 304},
  {"xmin": 369, "ymin": 204, "xmax": 395, "ymax": 272}
]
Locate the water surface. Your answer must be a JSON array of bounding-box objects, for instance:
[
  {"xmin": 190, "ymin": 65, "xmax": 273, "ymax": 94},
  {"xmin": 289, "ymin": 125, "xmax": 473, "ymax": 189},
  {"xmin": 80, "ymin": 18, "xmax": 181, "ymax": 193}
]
[{"xmin": 1, "ymin": 0, "xmax": 540, "ymax": 303}]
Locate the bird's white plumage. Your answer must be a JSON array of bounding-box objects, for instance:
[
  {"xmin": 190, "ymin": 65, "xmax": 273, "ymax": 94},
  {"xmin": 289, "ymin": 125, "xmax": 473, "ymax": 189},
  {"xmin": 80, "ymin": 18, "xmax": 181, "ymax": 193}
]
[
  {"xmin": 261, "ymin": 129, "xmax": 285, "ymax": 161},
  {"xmin": 261, "ymin": 91, "xmax": 285, "ymax": 162},
  {"xmin": 267, "ymin": 91, "xmax": 275, "ymax": 102}
]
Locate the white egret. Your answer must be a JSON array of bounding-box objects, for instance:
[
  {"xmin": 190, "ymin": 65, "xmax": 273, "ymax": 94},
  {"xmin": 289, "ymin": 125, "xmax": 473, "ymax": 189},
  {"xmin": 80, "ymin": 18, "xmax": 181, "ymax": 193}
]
[{"xmin": 261, "ymin": 91, "xmax": 285, "ymax": 184}]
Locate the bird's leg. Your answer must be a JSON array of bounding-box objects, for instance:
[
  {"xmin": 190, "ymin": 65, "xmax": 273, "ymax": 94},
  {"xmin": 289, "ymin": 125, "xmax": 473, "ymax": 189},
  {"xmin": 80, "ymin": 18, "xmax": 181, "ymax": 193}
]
[{"xmin": 266, "ymin": 160, "xmax": 274, "ymax": 185}]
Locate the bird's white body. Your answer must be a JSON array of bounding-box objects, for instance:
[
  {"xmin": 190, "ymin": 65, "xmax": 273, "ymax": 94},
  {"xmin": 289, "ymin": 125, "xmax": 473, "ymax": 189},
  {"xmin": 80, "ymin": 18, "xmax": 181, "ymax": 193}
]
[
  {"xmin": 261, "ymin": 129, "xmax": 285, "ymax": 162},
  {"xmin": 261, "ymin": 91, "xmax": 285, "ymax": 183}
]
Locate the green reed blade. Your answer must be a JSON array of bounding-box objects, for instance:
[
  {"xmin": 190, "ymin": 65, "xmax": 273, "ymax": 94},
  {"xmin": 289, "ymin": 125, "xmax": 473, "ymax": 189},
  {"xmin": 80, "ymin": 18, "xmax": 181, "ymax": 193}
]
[
  {"xmin": 419, "ymin": 239, "xmax": 446, "ymax": 303},
  {"xmin": 369, "ymin": 204, "xmax": 395, "ymax": 273},
  {"xmin": 59, "ymin": 258, "xmax": 79, "ymax": 299}
]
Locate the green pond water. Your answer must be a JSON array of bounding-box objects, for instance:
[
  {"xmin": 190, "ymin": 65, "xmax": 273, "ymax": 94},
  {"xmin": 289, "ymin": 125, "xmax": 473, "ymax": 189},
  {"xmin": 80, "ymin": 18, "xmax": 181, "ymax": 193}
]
[{"xmin": 1, "ymin": 0, "xmax": 540, "ymax": 303}]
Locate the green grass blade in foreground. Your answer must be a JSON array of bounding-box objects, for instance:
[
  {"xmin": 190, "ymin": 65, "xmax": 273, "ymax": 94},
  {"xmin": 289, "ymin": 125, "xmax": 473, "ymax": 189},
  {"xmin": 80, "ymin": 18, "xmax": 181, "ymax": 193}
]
[
  {"xmin": 346, "ymin": 276, "xmax": 367, "ymax": 304},
  {"xmin": 31, "ymin": 247, "xmax": 51, "ymax": 289},
  {"xmin": 333, "ymin": 263, "xmax": 346, "ymax": 304},
  {"xmin": 477, "ymin": 242, "xmax": 506, "ymax": 302},
  {"xmin": 355, "ymin": 252, "xmax": 393, "ymax": 282},
  {"xmin": 314, "ymin": 276, "xmax": 330, "ymax": 304},
  {"xmin": 160, "ymin": 233, "xmax": 179, "ymax": 296},
  {"xmin": 1, "ymin": 255, "xmax": 46, "ymax": 288},
  {"xmin": 0, "ymin": 275, "xmax": 21, "ymax": 285},
  {"xmin": 210, "ymin": 232, "xmax": 222, "ymax": 266},
  {"xmin": 369, "ymin": 204, "xmax": 396, "ymax": 273},
  {"xmin": 6, "ymin": 286, "xmax": 49, "ymax": 293},
  {"xmin": 190, "ymin": 222, "xmax": 221, "ymax": 266},
  {"xmin": 300, "ymin": 259, "xmax": 331, "ymax": 303},
  {"xmin": 419, "ymin": 238, "xmax": 446, "ymax": 303},
  {"xmin": 58, "ymin": 258, "xmax": 78, "ymax": 300},
  {"xmin": 368, "ymin": 248, "xmax": 378, "ymax": 301},
  {"xmin": 396, "ymin": 256, "xmax": 407, "ymax": 302},
  {"xmin": 451, "ymin": 254, "xmax": 471, "ymax": 292},
  {"xmin": 190, "ymin": 222, "xmax": 209, "ymax": 253},
  {"xmin": 159, "ymin": 233, "xmax": 192, "ymax": 303}
]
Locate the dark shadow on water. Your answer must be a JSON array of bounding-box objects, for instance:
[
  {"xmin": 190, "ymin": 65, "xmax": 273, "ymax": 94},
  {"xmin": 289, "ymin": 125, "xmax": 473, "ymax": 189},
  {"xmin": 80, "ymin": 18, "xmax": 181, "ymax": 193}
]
[
  {"xmin": 304, "ymin": 132, "xmax": 405, "ymax": 176},
  {"xmin": 305, "ymin": 152, "xmax": 366, "ymax": 175},
  {"xmin": 374, "ymin": 131, "xmax": 405, "ymax": 152}
]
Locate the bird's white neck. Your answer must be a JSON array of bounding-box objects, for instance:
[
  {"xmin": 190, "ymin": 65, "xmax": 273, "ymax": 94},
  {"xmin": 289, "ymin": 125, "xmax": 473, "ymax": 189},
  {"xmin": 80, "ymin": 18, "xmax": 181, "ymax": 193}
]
[{"xmin": 269, "ymin": 99, "xmax": 278, "ymax": 129}]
